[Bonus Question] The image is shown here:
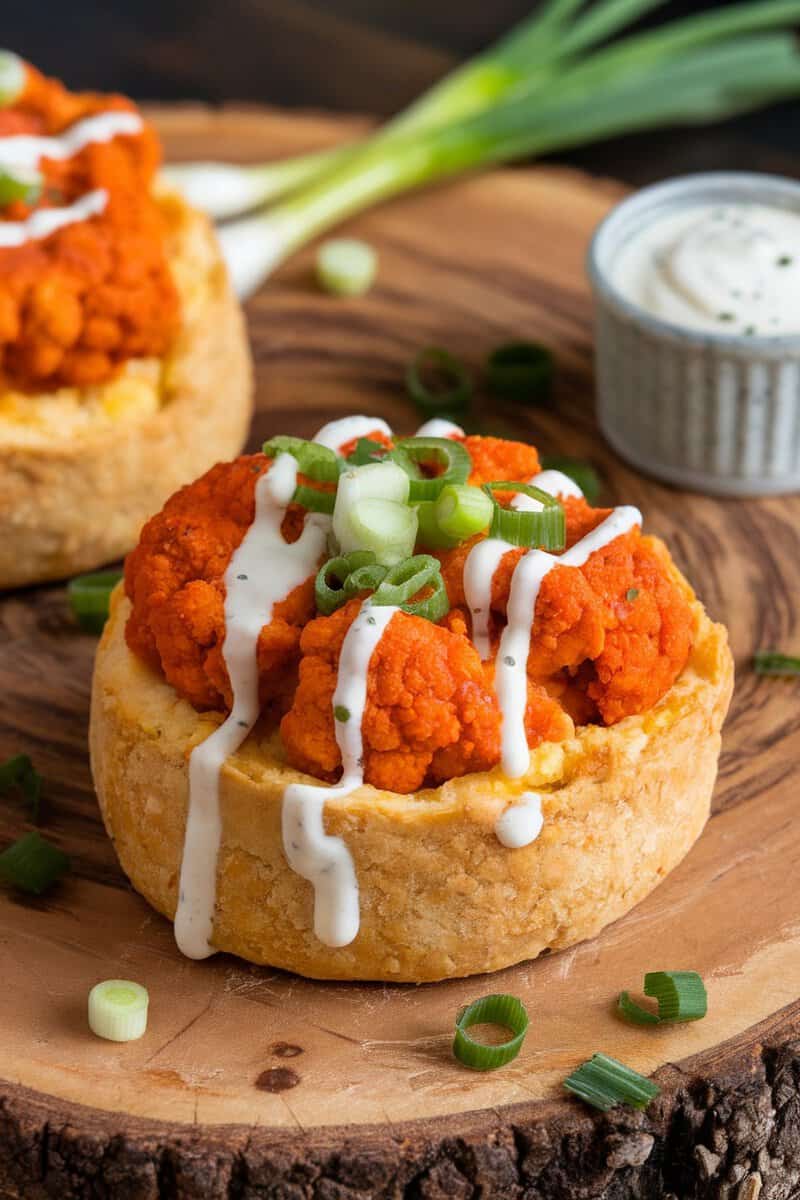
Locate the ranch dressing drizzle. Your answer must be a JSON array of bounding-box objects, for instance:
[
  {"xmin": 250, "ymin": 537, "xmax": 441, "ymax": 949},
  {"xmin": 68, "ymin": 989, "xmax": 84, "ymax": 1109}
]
[
  {"xmin": 0, "ymin": 188, "xmax": 108, "ymax": 247},
  {"xmin": 174, "ymin": 453, "xmax": 329, "ymax": 959},
  {"xmin": 0, "ymin": 111, "xmax": 143, "ymax": 171},
  {"xmin": 510, "ymin": 469, "xmax": 583, "ymax": 512},
  {"xmin": 414, "ymin": 417, "xmax": 465, "ymax": 439},
  {"xmin": 613, "ymin": 203, "xmax": 800, "ymax": 337},
  {"xmin": 497, "ymin": 506, "xmax": 641, "ymax": 778},
  {"xmin": 495, "ymin": 791, "xmax": 543, "ymax": 848},
  {"xmin": 282, "ymin": 601, "xmax": 398, "ymax": 947},
  {"xmin": 313, "ymin": 415, "xmax": 393, "ymax": 453}
]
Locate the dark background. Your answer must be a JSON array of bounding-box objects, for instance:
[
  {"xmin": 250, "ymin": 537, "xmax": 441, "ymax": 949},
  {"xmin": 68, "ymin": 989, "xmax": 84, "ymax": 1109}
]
[{"xmin": 5, "ymin": 0, "xmax": 798, "ymax": 185}]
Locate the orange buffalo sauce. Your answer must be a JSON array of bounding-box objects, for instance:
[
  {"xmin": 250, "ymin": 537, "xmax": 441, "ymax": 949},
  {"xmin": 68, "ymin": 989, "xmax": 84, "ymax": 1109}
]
[{"xmin": 0, "ymin": 62, "xmax": 180, "ymax": 389}]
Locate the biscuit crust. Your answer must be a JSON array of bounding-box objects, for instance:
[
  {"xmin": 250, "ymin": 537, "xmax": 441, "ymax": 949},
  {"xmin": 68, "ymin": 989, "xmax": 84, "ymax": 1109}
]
[
  {"xmin": 0, "ymin": 194, "xmax": 253, "ymax": 589},
  {"xmin": 90, "ymin": 567, "xmax": 733, "ymax": 983}
]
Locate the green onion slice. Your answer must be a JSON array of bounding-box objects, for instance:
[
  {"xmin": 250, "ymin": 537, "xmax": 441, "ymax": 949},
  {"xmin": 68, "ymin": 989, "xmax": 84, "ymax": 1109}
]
[
  {"xmin": 401, "ymin": 572, "xmax": 449, "ymax": 622},
  {"xmin": 406, "ymin": 347, "xmax": 473, "ymax": 418},
  {"xmin": 619, "ymin": 971, "xmax": 707, "ymax": 1026},
  {"xmin": 482, "ymin": 481, "xmax": 566, "ymax": 551},
  {"xmin": 346, "ymin": 437, "xmax": 389, "ymax": 466},
  {"xmin": 414, "ymin": 499, "xmax": 460, "ymax": 551},
  {"xmin": 346, "ymin": 562, "xmax": 388, "ymax": 595},
  {"xmin": 88, "ymin": 979, "xmax": 149, "ymax": 1043},
  {"xmin": 435, "ymin": 483, "xmax": 493, "ymax": 541},
  {"xmin": 372, "ymin": 554, "xmax": 440, "ymax": 606},
  {"xmin": 68, "ymin": 570, "xmax": 123, "ymax": 634},
  {"xmin": 263, "ymin": 435, "xmax": 342, "ymax": 483},
  {"xmin": 0, "ymin": 754, "xmax": 42, "ymax": 821},
  {"xmin": 348, "ymin": 498, "xmax": 418, "ymax": 567},
  {"xmin": 0, "ymin": 167, "xmax": 41, "ymax": 209},
  {"xmin": 486, "ymin": 341, "xmax": 554, "ymax": 405},
  {"xmin": 0, "ymin": 830, "xmax": 69, "ymax": 895},
  {"xmin": 391, "ymin": 436, "xmax": 472, "ymax": 502},
  {"xmin": 0, "ymin": 51, "xmax": 25, "ymax": 108},
  {"xmin": 753, "ymin": 651, "xmax": 800, "ymax": 677},
  {"xmin": 315, "ymin": 550, "xmax": 377, "ymax": 615},
  {"xmin": 564, "ymin": 1053, "xmax": 660, "ymax": 1112},
  {"xmin": 292, "ymin": 483, "xmax": 336, "ymax": 514},
  {"xmin": 316, "ymin": 237, "xmax": 378, "ymax": 297},
  {"xmin": 453, "ymin": 993, "xmax": 529, "ymax": 1071},
  {"xmin": 541, "ymin": 456, "xmax": 601, "ymax": 505}
]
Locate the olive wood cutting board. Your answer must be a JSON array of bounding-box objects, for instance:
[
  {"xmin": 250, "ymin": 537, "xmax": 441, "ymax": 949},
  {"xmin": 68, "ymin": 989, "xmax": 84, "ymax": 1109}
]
[{"xmin": 0, "ymin": 107, "xmax": 798, "ymax": 1200}]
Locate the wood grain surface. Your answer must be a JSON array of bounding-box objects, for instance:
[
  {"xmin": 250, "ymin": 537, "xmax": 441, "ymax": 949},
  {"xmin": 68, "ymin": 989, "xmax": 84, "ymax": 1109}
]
[{"xmin": 0, "ymin": 107, "xmax": 798, "ymax": 1200}]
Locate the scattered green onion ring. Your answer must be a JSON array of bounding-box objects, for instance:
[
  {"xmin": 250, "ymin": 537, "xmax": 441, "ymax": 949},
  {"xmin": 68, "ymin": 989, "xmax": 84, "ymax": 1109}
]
[
  {"xmin": 753, "ymin": 651, "xmax": 800, "ymax": 677},
  {"xmin": 391, "ymin": 436, "xmax": 472, "ymax": 502},
  {"xmin": 453, "ymin": 993, "xmax": 529, "ymax": 1071},
  {"xmin": 88, "ymin": 979, "xmax": 149, "ymax": 1043},
  {"xmin": 0, "ymin": 754, "xmax": 42, "ymax": 821},
  {"xmin": 262, "ymin": 436, "xmax": 342, "ymax": 483},
  {"xmin": 0, "ymin": 52, "xmax": 25, "ymax": 108},
  {"xmin": 414, "ymin": 500, "xmax": 460, "ymax": 551},
  {"xmin": 435, "ymin": 484, "xmax": 493, "ymax": 541},
  {"xmin": 346, "ymin": 563, "xmax": 388, "ymax": 595},
  {"xmin": 541, "ymin": 456, "xmax": 601, "ymax": 505},
  {"xmin": 372, "ymin": 554, "xmax": 440, "ymax": 607},
  {"xmin": 486, "ymin": 341, "xmax": 554, "ymax": 405},
  {"xmin": 68, "ymin": 570, "xmax": 123, "ymax": 634},
  {"xmin": 316, "ymin": 238, "xmax": 377, "ymax": 297},
  {"xmin": 482, "ymin": 481, "xmax": 565, "ymax": 551},
  {"xmin": 292, "ymin": 483, "xmax": 336, "ymax": 514},
  {"xmin": 348, "ymin": 498, "xmax": 418, "ymax": 566},
  {"xmin": 406, "ymin": 347, "xmax": 473, "ymax": 418},
  {"xmin": 0, "ymin": 831, "xmax": 69, "ymax": 895},
  {"xmin": 618, "ymin": 971, "xmax": 707, "ymax": 1026},
  {"xmin": 0, "ymin": 167, "xmax": 41, "ymax": 209},
  {"xmin": 315, "ymin": 551, "xmax": 376, "ymax": 615},
  {"xmin": 400, "ymin": 572, "xmax": 449, "ymax": 622},
  {"xmin": 564, "ymin": 1053, "xmax": 661, "ymax": 1112}
]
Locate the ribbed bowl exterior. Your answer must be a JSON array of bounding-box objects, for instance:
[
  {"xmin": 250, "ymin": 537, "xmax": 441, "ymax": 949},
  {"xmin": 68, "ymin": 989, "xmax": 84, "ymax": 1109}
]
[{"xmin": 588, "ymin": 173, "xmax": 800, "ymax": 497}]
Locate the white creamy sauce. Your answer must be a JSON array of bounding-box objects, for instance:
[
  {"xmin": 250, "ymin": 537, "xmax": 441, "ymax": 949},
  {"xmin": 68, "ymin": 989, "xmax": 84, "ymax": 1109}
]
[
  {"xmin": 0, "ymin": 111, "xmax": 143, "ymax": 171},
  {"xmin": 510, "ymin": 469, "xmax": 584, "ymax": 513},
  {"xmin": 174, "ymin": 453, "xmax": 329, "ymax": 959},
  {"xmin": 614, "ymin": 203, "xmax": 800, "ymax": 337},
  {"xmin": 494, "ymin": 506, "xmax": 641, "ymax": 779},
  {"xmin": 494, "ymin": 792, "xmax": 543, "ymax": 848},
  {"xmin": 0, "ymin": 188, "xmax": 108, "ymax": 247},
  {"xmin": 414, "ymin": 417, "xmax": 465, "ymax": 439},
  {"xmin": 282, "ymin": 601, "xmax": 398, "ymax": 947},
  {"xmin": 312, "ymin": 415, "xmax": 393, "ymax": 452},
  {"xmin": 464, "ymin": 537, "xmax": 512, "ymax": 661}
]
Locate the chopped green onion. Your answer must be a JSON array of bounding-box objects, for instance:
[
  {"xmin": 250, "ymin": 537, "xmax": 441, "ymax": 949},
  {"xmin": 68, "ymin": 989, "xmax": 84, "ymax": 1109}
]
[
  {"xmin": 482, "ymin": 481, "xmax": 566, "ymax": 550},
  {"xmin": 619, "ymin": 971, "xmax": 707, "ymax": 1026},
  {"xmin": 401, "ymin": 572, "xmax": 450, "ymax": 622},
  {"xmin": 372, "ymin": 554, "xmax": 441, "ymax": 607},
  {"xmin": 0, "ymin": 51, "xmax": 25, "ymax": 108},
  {"xmin": 406, "ymin": 347, "xmax": 473, "ymax": 418},
  {"xmin": 754, "ymin": 651, "xmax": 800, "ymax": 677},
  {"xmin": 292, "ymin": 483, "xmax": 336, "ymax": 514},
  {"xmin": 486, "ymin": 341, "xmax": 554, "ymax": 405},
  {"xmin": 0, "ymin": 831, "xmax": 69, "ymax": 895},
  {"xmin": 453, "ymin": 993, "xmax": 529, "ymax": 1071},
  {"xmin": 414, "ymin": 500, "xmax": 460, "ymax": 551},
  {"xmin": 262, "ymin": 436, "xmax": 342, "ymax": 483},
  {"xmin": 391, "ymin": 436, "xmax": 472, "ymax": 502},
  {"xmin": 88, "ymin": 979, "xmax": 149, "ymax": 1043},
  {"xmin": 333, "ymin": 461, "xmax": 411, "ymax": 560},
  {"xmin": 0, "ymin": 754, "xmax": 42, "ymax": 821},
  {"xmin": 348, "ymin": 498, "xmax": 418, "ymax": 567},
  {"xmin": 564, "ymin": 1053, "xmax": 660, "ymax": 1111},
  {"xmin": 540, "ymin": 456, "xmax": 601, "ymax": 504},
  {"xmin": 346, "ymin": 437, "xmax": 389, "ymax": 466},
  {"xmin": 435, "ymin": 484, "xmax": 494, "ymax": 541},
  {"xmin": 315, "ymin": 551, "xmax": 377, "ymax": 615},
  {"xmin": 316, "ymin": 237, "xmax": 378, "ymax": 296},
  {"xmin": 68, "ymin": 570, "xmax": 123, "ymax": 634},
  {"xmin": 346, "ymin": 562, "xmax": 388, "ymax": 595},
  {"xmin": 0, "ymin": 167, "xmax": 41, "ymax": 209}
]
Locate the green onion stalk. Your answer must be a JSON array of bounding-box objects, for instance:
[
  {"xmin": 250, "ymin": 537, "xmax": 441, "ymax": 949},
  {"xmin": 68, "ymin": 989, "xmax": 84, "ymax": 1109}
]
[
  {"xmin": 161, "ymin": 0, "xmax": 674, "ymax": 220},
  {"xmin": 219, "ymin": 10, "xmax": 800, "ymax": 298}
]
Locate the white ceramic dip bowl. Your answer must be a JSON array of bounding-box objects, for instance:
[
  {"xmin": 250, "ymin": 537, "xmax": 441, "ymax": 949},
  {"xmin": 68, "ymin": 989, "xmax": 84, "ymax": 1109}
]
[{"xmin": 587, "ymin": 172, "xmax": 800, "ymax": 496}]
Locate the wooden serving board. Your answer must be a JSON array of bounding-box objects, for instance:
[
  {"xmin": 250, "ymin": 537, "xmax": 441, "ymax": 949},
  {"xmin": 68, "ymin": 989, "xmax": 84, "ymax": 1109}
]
[{"xmin": 1, "ymin": 108, "xmax": 798, "ymax": 1200}]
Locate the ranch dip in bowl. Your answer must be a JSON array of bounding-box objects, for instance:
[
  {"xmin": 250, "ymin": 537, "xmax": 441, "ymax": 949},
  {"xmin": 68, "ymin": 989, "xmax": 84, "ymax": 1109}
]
[{"xmin": 587, "ymin": 172, "xmax": 800, "ymax": 496}]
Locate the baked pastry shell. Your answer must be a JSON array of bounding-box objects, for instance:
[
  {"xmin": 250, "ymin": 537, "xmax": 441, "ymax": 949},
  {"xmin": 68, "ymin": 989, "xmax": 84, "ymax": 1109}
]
[
  {"xmin": 0, "ymin": 193, "xmax": 253, "ymax": 589},
  {"xmin": 90, "ymin": 563, "xmax": 733, "ymax": 983}
]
